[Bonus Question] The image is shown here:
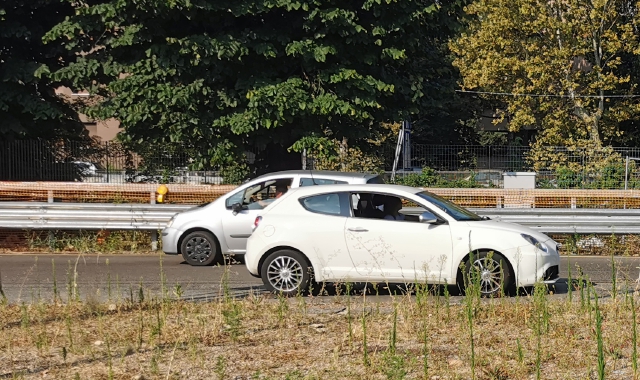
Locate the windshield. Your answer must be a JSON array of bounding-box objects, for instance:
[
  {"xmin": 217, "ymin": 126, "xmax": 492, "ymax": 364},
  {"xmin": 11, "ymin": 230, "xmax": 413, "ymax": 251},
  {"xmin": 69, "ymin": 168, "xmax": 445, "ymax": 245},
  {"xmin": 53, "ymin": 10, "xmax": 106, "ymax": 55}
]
[{"xmin": 416, "ymin": 191, "xmax": 482, "ymax": 221}]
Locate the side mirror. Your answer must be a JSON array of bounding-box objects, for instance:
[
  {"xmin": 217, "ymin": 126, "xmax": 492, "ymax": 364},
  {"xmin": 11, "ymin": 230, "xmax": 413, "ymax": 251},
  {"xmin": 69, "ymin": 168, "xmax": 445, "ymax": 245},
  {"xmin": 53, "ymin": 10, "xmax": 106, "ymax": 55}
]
[
  {"xmin": 419, "ymin": 211, "xmax": 438, "ymax": 224},
  {"xmin": 231, "ymin": 202, "xmax": 245, "ymax": 215}
]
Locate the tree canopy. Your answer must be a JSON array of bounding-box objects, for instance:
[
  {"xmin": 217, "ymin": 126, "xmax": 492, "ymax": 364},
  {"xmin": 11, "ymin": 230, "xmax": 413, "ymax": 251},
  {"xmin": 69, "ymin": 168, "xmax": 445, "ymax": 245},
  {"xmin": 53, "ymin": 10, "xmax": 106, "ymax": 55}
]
[
  {"xmin": 450, "ymin": 0, "xmax": 640, "ymax": 153},
  {"xmin": 0, "ymin": 0, "xmax": 86, "ymax": 140},
  {"xmin": 44, "ymin": 0, "xmax": 469, "ymax": 168}
]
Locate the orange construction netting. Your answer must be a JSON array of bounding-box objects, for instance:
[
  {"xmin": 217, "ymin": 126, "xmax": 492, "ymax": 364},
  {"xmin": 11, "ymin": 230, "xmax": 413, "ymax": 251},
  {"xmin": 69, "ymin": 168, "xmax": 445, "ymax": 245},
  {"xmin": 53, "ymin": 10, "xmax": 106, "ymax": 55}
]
[
  {"xmin": 2, "ymin": 181, "xmax": 640, "ymax": 208},
  {"xmin": 0, "ymin": 182, "xmax": 235, "ymax": 204}
]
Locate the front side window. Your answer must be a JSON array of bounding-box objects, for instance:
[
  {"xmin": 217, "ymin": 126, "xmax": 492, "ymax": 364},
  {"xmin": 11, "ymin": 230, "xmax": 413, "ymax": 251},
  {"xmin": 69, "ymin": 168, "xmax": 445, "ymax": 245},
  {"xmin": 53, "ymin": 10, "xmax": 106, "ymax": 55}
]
[
  {"xmin": 350, "ymin": 192, "xmax": 431, "ymax": 222},
  {"xmin": 299, "ymin": 178, "xmax": 347, "ymax": 186},
  {"xmin": 226, "ymin": 178, "xmax": 293, "ymax": 210},
  {"xmin": 225, "ymin": 189, "xmax": 245, "ymax": 207},
  {"xmin": 300, "ymin": 193, "xmax": 342, "ymax": 216}
]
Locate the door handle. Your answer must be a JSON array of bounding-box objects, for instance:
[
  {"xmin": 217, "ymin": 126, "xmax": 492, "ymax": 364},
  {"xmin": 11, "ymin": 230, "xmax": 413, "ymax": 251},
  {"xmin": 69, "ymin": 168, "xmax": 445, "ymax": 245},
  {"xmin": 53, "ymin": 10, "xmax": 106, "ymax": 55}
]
[{"xmin": 347, "ymin": 227, "xmax": 368, "ymax": 232}]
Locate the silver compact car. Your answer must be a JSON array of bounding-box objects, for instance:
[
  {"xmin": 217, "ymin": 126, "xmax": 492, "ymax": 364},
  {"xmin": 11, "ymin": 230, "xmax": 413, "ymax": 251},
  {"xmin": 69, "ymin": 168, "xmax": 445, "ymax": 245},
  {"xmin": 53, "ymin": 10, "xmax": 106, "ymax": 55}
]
[{"xmin": 162, "ymin": 170, "xmax": 383, "ymax": 265}]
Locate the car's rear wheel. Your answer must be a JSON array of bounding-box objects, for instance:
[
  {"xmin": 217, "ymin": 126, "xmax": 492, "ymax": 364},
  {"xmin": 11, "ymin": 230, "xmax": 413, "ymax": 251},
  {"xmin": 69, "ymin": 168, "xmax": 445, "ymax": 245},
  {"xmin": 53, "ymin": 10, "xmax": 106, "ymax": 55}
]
[
  {"xmin": 463, "ymin": 251, "xmax": 513, "ymax": 297},
  {"xmin": 180, "ymin": 231, "xmax": 221, "ymax": 266},
  {"xmin": 260, "ymin": 249, "xmax": 312, "ymax": 296}
]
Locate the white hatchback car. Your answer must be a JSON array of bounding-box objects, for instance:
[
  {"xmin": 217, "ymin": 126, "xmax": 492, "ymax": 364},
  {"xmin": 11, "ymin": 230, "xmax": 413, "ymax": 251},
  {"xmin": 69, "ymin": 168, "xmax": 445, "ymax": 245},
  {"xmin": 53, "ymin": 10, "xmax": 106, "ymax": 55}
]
[
  {"xmin": 162, "ymin": 170, "xmax": 383, "ymax": 265},
  {"xmin": 245, "ymin": 184, "xmax": 560, "ymax": 297}
]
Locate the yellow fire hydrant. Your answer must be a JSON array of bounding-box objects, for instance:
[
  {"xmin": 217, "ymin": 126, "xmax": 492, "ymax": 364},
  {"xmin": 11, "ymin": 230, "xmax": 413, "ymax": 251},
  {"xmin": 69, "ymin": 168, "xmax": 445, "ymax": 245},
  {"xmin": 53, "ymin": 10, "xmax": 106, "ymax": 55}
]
[{"xmin": 156, "ymin": 184, "xmax": 169, "ymax": 203}]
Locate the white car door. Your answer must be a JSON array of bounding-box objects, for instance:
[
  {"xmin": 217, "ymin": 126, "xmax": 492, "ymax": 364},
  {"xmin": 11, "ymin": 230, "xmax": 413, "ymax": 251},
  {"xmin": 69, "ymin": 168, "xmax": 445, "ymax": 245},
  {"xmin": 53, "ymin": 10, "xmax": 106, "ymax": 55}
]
[
  {"xmin": 295, "ymin": 192, "xmax": 353, "ymax": 281},
  {"xmin": 343, "ymin": 192, "xmax": 454, "ymax": 283},
  {"xmin": 223, "ymin": 176, "xmax": 295, "ymax": 253}
]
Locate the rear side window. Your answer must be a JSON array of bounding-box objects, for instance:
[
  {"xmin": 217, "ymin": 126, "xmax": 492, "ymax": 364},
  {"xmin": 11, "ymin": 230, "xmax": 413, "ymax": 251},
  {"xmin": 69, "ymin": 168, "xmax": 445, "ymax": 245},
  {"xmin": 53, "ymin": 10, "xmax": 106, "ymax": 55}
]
[
  {"xmin": 366, "ymin": 175, "xmax": 384, "ymax": 184},
  {"xmin": 300, "ymin": 193, "xmax": 342, "ymax": 216},
  {"xmin": 299, "ymin": 178, "xmax": 347, "ymax": 186}
]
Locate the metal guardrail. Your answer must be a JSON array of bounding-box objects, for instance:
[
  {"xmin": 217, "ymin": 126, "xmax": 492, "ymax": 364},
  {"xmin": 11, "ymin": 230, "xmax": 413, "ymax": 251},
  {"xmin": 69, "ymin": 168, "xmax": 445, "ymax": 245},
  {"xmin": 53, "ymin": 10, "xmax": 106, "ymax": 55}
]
[
  {"xmin": 0, "ymin": 202, "xmax": 192, "ymax": 230},
  {"xmin": 1, "ymin": 203, "xmax": 640, "ymax": 239},
  {"xmin": 0, "ymin": 202, "xmax": 194, "ymax": 251},
  {"xmin": 470, "ymin": 208, "xmax": 640, "ymax": 234}
]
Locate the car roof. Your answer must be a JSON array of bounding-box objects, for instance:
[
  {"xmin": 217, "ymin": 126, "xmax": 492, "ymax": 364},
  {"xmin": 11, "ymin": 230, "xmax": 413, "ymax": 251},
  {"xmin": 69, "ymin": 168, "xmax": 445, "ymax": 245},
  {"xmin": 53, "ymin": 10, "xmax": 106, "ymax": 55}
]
[
  {"xmin": 253, "ymin": 170, "xmax": 380, "ymax": 180},
  {"xmin": 282, "ymin": 183, "xmax": 423, "ymax": 197}
]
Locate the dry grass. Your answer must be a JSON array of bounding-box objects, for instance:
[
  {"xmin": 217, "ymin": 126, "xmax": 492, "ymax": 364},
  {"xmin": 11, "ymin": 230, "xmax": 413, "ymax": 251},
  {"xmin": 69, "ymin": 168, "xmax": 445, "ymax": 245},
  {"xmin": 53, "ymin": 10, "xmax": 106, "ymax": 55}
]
[
  {"xmin": 1, "ymin": 282, "xmax": 639, "ymax": 380},
  {"xmin": 0, "ymin": 230, "xmax": 157, "ymax": 254}
]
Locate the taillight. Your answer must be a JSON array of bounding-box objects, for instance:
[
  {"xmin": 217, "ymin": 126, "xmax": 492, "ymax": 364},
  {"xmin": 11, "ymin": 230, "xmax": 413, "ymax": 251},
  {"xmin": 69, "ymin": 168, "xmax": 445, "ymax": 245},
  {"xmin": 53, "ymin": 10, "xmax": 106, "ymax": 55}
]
[{"xmin": 253, "ymin": 216, "xmax": 262, "ymax": 231}]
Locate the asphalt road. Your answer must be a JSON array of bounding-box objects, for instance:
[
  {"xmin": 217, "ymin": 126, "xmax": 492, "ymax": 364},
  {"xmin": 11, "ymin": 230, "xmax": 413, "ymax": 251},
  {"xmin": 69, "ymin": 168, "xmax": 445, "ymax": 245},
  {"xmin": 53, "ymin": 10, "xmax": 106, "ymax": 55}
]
[{"xmin": 0, "ymin": 254, "xmax": 638, "ymax": 304}]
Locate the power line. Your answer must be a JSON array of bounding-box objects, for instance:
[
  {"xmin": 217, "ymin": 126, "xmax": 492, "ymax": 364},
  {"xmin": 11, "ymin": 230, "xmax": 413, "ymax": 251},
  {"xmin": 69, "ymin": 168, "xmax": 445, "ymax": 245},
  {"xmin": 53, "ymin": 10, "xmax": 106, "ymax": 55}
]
[{"xmin": 456, "ymin": 89, "xmax": 640, "ymax": 98}]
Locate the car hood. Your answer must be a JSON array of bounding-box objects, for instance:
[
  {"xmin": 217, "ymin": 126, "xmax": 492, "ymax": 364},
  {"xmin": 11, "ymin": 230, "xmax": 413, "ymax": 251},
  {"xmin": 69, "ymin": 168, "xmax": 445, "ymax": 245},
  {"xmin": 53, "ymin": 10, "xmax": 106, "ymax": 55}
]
[
  {"xmin": 462, "ymin": 219, "xmax": 553, "ymax": 243},
  {"xmin": 172, "ymin": 203, "xmax": 212, "ymax": 219}
]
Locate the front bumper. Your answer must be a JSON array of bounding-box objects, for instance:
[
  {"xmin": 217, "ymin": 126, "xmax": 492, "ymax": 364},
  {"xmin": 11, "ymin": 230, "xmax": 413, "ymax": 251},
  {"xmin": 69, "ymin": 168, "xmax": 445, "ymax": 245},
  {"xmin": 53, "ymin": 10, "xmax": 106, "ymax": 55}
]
[
  {"xmin": 161, "ymin": 227, "xmax": 181, "ymax": 255},
  {"xmin": 507, "ymin": 243, "xmax": 561, "ymax": 287},
  {"xmin": 542, "ymin": 265, "xmax": 560, "ymax": 284}
]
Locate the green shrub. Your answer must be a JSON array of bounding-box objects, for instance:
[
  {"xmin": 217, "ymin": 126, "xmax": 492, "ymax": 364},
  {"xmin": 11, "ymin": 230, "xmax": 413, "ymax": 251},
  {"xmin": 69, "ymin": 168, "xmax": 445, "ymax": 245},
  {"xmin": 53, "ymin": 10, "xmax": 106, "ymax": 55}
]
[
  {"xmin": 556, "ymin": 166, "xmax": 583, "ymax": 188},
  {"xmin": 392, "ymin": 167, "xmax": 482, "ymax": 188},
  {"xmin": 588, "ymin": 163, "xmax": 625, "ymax": 189},
  {"xmin": 221, "ymin": 163, "xmax": 250, "ymax": 185}
]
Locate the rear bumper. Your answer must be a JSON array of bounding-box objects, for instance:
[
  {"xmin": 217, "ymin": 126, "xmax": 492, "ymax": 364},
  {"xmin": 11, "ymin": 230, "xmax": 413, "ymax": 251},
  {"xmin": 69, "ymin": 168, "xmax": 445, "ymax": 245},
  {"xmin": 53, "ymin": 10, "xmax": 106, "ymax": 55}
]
[{"xmin": 244, "ymin": 235, "xmax": 264, "ymax": 277}]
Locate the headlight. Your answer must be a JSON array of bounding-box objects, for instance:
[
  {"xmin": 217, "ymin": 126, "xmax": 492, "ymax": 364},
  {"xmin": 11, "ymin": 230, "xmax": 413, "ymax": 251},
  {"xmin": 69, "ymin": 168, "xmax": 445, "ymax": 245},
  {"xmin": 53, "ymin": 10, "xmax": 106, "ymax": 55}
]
[
  {"xmin": 166, "ymin": 216, "xmax": 175, "ymax": 229},
  {"xmin": 521, "ymin": 233, "xmax": 548, "ymax": 253}
]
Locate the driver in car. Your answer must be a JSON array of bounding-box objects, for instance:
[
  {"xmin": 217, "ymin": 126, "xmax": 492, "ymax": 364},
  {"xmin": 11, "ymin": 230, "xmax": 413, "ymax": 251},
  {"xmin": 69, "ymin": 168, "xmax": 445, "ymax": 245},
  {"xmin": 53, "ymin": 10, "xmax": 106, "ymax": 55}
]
[
  {"xmin": 257, "ymin": 183, "xmax": 289, "ymax": 208},
  {"xmin": 383, "ymin": 196, "xmax": 405, "ymax": 221}
]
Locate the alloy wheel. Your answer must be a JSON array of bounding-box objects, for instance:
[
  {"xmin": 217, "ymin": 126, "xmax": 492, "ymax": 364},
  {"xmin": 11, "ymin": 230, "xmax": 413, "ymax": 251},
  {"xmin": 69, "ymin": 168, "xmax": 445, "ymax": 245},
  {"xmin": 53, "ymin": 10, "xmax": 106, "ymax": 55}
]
[
  {"xmin": 470, "ymin": 256, "xmax": 504, "ymax": 295},
  {"xmin": 267, "ymin": 256, "xmax": 304, "ymax": 292}
]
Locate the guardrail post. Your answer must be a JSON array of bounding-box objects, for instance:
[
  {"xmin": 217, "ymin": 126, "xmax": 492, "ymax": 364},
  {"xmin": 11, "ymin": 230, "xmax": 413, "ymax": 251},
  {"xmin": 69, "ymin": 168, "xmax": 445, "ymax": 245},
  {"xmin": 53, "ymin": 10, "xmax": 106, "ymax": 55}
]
[
  {"xmin": 496, "ymin": 196, "xmax": 501, "ymax": 209},
  {"xmin": 151, "ymin": 230, "xmax": 158, "ymax": 251},
  {"xmin": 47, "ymin": 191, "xmax": 53, "ymax": 203},
  {"xmin": 571, "ymin": 197, "xmax": 576, "ymax": 209},
  {"xmin": 150, "ymin": 192, "xmax": 155, "ymax": 204}
]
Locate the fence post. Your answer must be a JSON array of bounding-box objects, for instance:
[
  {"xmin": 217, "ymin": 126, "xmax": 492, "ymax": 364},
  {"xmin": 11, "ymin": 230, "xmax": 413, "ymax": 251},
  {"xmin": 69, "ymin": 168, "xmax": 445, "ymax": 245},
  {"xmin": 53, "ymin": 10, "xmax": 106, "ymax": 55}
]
[
  {"xmin": 7, "ymin": 142, "xmax": 12, "ymax": 180},
  {"xmin": 625, "ymin": 156, "xmax": 629, "ymax": 191},
  {"xmin": 582, "ymin": 149, "xmax": 586, "ymax": 189},
  {"xmin": 150, "ymin": 191, "xmax": 158, "ymax": 250},
  {"xmin": 302, "ymin": 148, "xmax": 307, "ymax": 170},
  {"xmin": 105, "ymin": 141, "xmax": 110, "ymax": 183}
]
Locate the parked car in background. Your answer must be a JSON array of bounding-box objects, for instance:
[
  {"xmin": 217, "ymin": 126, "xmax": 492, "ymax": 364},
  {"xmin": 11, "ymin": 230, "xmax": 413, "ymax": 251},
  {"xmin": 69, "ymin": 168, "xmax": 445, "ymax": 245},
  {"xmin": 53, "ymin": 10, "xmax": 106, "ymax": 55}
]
[
  {"xmin": 245, "ymin": 184, "xmax": 560, "ymax": 297},
  {"xmin": 72, "ymin": 161, "xmax": 101, "ymax": 177},
  {"xmin": 162, "ymin": 170, "xmax": 384, "ymax": 266}
]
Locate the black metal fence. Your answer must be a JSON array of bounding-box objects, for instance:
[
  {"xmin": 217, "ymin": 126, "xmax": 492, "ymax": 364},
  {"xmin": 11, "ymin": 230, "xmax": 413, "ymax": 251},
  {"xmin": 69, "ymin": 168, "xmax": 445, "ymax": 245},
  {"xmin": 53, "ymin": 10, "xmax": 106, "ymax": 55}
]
[
  {"xmin": 3, "ymin": 140, "xmax": 640, "ymax": 188},
  {"xmin": 0, "ymin": 140, "xmax": 224, "ymax": 184},
  {"xmin": 379, "ymin": 145, "xmax": 640, "ymax": 189},
  {"xmin": 386, "ymin": 144, "xmax": 640, "ymax": 171}
]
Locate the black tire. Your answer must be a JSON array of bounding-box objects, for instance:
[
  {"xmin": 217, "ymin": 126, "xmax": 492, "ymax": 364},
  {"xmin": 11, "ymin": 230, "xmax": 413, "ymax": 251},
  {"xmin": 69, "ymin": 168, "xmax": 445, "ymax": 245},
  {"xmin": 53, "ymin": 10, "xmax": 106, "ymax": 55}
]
[
  {"xmin": 180, "ymin": 231, "xmax": 221, "ymax": 266},
  {"xmin": 260, "ymin": 249, "xmax": 312, "ymax": 296},
  {"xmin": 462, "ymin": 251, "xmax": 513, "ymax": 297}
]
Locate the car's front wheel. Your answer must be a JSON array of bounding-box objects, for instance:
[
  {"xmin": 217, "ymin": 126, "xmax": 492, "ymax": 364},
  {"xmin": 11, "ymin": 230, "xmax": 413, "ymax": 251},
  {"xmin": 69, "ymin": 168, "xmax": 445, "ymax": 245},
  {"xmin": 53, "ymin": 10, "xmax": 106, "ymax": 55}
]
[
  {"xmin": 180, "ymin": 231, "xmax": 221, "ymax": 266},
  {"xmin": 260, "ymin": 249, "xmax": 312, "ymax": 296},
  {"xmin": 463, "ymin": 251, "xmax": 513, "ymax": 297}
]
